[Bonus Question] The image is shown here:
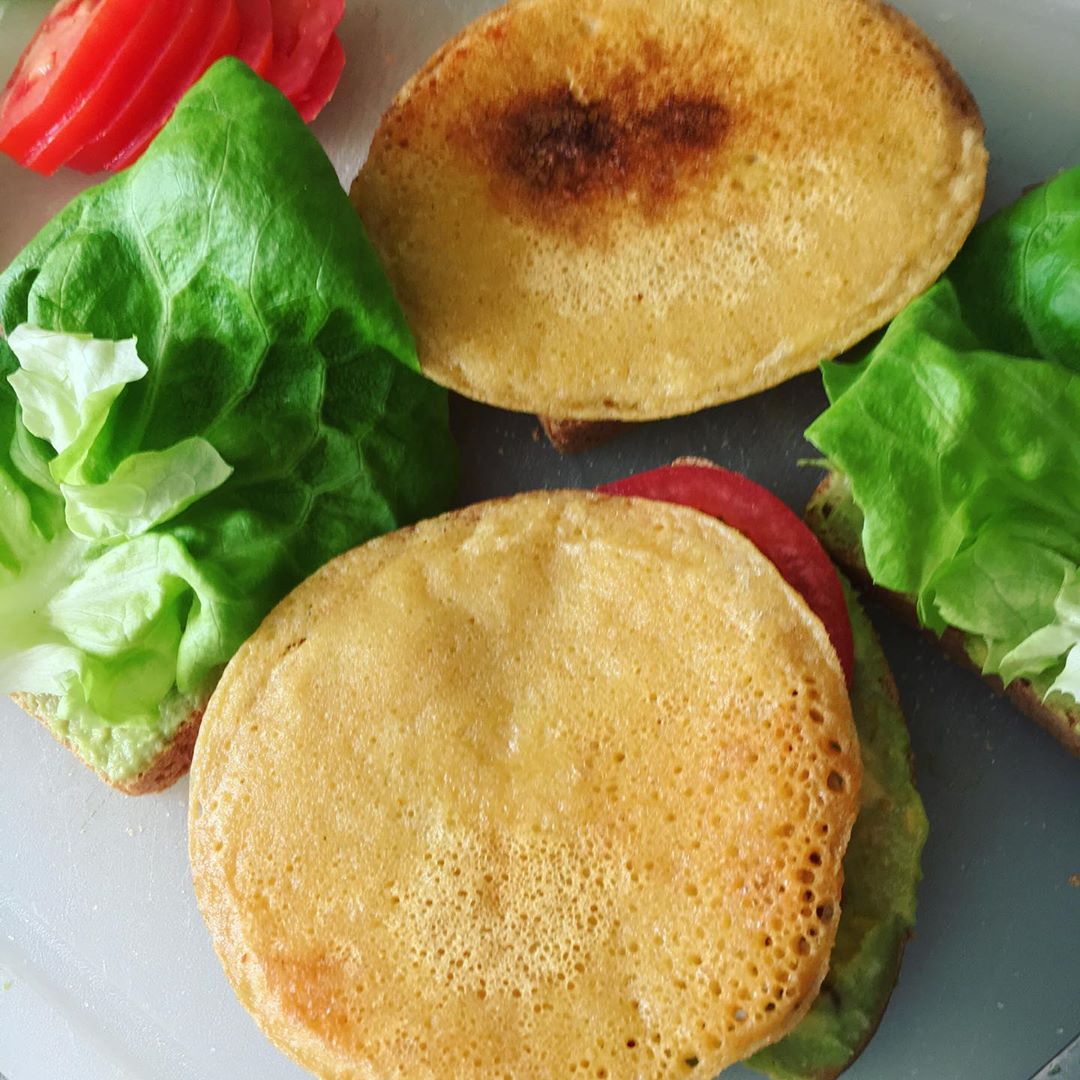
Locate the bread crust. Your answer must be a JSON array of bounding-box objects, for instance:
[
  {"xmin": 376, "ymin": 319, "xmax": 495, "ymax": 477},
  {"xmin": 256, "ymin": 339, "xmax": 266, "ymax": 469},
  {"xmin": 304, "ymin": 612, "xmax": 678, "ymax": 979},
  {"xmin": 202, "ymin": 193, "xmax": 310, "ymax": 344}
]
[
  {"xmin": 539, "ymin": 415, "xmax": 629, "ymax": 452},
  {"xmin": 806, "ymin": 475, "xmax": 1080, "ymax": 757},
  {"xmin": 12, "ymin": 692, "xmax": 207, "ymax": 795}
]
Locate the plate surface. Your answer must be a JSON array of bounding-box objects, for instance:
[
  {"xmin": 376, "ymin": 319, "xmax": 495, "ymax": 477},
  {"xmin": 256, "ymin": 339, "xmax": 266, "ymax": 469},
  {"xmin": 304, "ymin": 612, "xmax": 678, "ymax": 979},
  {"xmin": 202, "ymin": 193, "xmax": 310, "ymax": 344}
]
[{"xmin": 0, "ymin": 3, "xmax": 1078, "ymax": 1079}]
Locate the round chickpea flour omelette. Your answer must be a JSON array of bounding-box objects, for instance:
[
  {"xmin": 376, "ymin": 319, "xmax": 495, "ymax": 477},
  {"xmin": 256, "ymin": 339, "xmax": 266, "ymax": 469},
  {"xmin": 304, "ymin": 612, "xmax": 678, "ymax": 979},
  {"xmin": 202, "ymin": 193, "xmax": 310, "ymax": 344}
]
[
  {"xmin": 352, "ymin": 0, "xmax": 986, "ymax": 420},
  {"xmin": 190, "ymin": 492, "xmax": 861, "ymax": 1079}
]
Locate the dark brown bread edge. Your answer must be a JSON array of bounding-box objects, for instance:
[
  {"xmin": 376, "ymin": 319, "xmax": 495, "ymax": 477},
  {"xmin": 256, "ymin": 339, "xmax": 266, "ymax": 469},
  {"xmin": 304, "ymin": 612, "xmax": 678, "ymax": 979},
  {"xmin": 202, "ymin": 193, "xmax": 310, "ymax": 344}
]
[
  {"xmin": 806, "ymin": 473, "xmax": 1080, "ymax": 757},
  {"xmin": 539, "ymin": 415, "xmax": 630, "ymax": 453},
  {"xmin": 12, "ymin": 692, "xmax": 206, "ymax": 795},
  {"xmin": 813, "ymin": 937, "xmax": 910, "ymax": 1080}
]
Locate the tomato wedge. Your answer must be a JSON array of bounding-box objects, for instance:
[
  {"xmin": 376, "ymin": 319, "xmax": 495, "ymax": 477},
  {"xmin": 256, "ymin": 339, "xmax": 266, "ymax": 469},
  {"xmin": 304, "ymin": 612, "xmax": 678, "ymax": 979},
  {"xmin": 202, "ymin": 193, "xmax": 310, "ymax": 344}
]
[
  {"xmin": 105, "ymin": 0, "xmax": 241, "ymax": 171},
  {"xmin": 69, "ymin": 0, "xmax": 218, "ymax": 173},
  {"xmin": 236, "ymin": 0, "xmax": 274, "ymax": 77},
  {"xmin": 23, "ymin": 3, "xmax": 174, "ymax": 175},
  {"xmin": 267, "ymin": 0, "xmax": 344, "ymax": 101},
  {"xmin": 291, "ymin": 33, "xmax": 344, "ymax": 122},
  {"xmin": 4, "ymin": 0, "xmax": 344, "ymax": 175},
  {"xmin": 0, "ymin": 0, "xmax": 146, "ymax": 165},
  {"xmin": 600, "ymin": 464, "xmax": 856, "ymax": 685}
]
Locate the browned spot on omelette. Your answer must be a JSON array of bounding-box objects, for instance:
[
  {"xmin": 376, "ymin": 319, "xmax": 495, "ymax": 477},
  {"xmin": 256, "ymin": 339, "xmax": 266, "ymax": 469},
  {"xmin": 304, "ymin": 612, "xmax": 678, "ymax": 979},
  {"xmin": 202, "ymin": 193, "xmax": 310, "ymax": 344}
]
[
  {"xmin": 479, "ymin": 75, "xmax": 730, "ymax": 226},
  {"xmin": 264, "ymin": 948, "xmax": 356, "ymax": 1050}
]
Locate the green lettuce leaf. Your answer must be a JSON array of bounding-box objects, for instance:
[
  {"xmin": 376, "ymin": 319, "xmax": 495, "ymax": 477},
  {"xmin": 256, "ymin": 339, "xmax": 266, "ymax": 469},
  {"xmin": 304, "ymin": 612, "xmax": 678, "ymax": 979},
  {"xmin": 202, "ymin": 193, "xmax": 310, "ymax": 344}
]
[
  {"xmin": 6, "ymin": 325, "xmax": 147, "ymax": 476},
  {"xmin": 948, "ymin": 167, "xmax": 1080, "ymax": 373},
  {"xmin": 806, "ymin": 167, "xmax": 1080, "ymax": 703},
  {"xmin": 999, "ymin": 570, "xmax": 1080, "ymax": 699},
  {"xmin": 61, "ymin": 437, "xmax": 233, "ymax": 542},
  {"xmin": 0, "ymin": 59, "xmax": 457, "ymax": 784}
]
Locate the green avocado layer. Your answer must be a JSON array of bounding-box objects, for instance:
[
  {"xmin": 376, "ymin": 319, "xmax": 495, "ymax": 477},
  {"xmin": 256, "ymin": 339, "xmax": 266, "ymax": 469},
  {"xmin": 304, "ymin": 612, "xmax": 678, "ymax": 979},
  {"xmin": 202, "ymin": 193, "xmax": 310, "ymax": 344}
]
[{"xmin": 748, "ymin": 579, "xmax": 928, "ymax": 1080}]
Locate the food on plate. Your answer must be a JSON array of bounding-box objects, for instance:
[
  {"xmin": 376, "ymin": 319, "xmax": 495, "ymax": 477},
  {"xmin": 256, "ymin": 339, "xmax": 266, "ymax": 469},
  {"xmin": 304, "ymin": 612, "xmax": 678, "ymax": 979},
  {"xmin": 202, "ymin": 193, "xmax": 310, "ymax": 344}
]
[
  {"xmin": 539, "ymin": 415, "xmax": 629, "ymax": 455},
  {"xmin": 190, "ymin": 466, "xmax": 927, "ymax": 1080},
  {"xmin": 0, "ymin": 0, "xmax": 346, "ymax": 175},
  {"xmin": 0, "ymin": 59, "xmax": 457, "ymax": 794},
  {"xmin": 805, "ymin": 166, "xmax": 1080, "ymax": 755},
  {"xmin": 351, "ymin": 0, "xmax": 987, "ymax": 446}
]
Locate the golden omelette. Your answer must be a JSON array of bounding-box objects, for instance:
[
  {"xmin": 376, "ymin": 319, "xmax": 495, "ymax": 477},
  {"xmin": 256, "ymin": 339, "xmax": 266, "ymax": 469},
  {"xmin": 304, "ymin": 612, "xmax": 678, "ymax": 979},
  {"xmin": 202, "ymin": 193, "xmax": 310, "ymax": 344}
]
[
  {"xmin": 352, "ymin": 0, "xmax": 987, "ymax": 421},
  {"xmin": 190, "ymin": 492, "xmax": 862, "ymax": 1079}
]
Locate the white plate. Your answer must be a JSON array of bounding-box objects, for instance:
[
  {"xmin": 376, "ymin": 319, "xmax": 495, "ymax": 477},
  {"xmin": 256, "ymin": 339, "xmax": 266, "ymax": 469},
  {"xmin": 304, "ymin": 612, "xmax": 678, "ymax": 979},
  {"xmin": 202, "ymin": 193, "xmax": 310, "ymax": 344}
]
[{"xmin": 1, "ymin": 3, "xmax": 1078, "ymax": 1079}]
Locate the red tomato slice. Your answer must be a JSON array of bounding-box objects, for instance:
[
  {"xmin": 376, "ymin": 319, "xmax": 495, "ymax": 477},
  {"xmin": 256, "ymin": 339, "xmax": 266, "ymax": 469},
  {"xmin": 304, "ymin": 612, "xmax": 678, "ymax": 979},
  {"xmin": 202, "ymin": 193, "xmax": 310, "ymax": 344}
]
[
  {"xmin": 236, "ymin": 0, "xmax": 274, "ymax": 77},
  {"xmin": 290, "ymin": 32, "xmax": 344, "ymax": 122},
  {"xmin": 105, "ymin": 0, "xmax": 242, "ymax": 172},
  {"xmin": 267, "ymin": 0, "xmax": 344, "ymax": 101},
  {"xmin": 600, "ymin": 464, "xmax": 856, "ymax": 685},
  {"xmin": 69, "ymin": 0, "xmax": 217, "ymax": 173},
  {"xmin": 0, "ymin": 0, "xmax": 147, "ymax": 165},
  {"xmin": 23, "ymin": 3, "xmax": 174, "ymax": 175}
]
